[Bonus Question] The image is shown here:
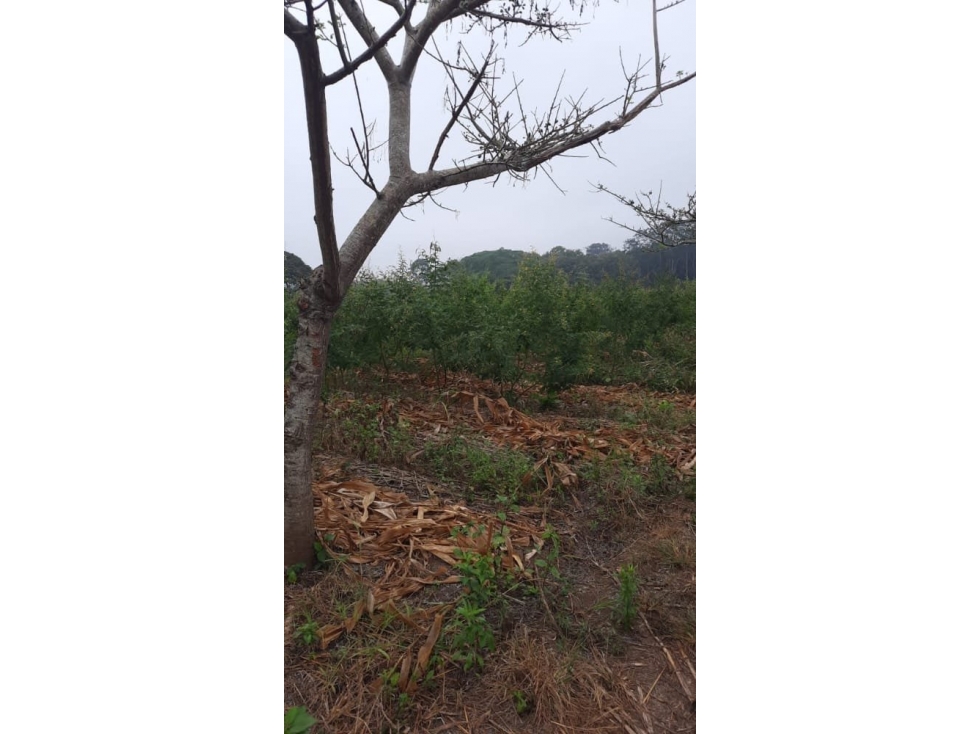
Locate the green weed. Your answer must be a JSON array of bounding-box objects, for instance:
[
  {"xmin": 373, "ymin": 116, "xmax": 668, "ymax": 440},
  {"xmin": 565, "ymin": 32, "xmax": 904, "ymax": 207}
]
[
  {"xmin": 285, "ymin": 563, "xmax": 305, "ymax": 584},
  {"xmin": 447, "ymin": 597, "xmax": 496, "ymax": 672},
  {"xmin": 613, "ymin": 564, "xmax": 639, "ymax": 631},
  {"xmin": 423, "ymin": 434, "xmax": 535, "ymax": 503},
  {"xmin": 512, "ymin": 689, "xmax": 533, "ymax": 715},
  {"xmin": 284, "ymin": 706, "xmax": 316, "ymax": 734},
  {"xmin": 294, "ymin": 611, "xmax": 320, "ymax": 648}
]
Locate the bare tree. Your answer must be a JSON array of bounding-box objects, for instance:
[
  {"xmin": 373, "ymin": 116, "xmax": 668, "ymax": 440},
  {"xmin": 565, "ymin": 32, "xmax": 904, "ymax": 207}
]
[
  {"xmin": 598, "ymin": 183, "xmax": 696, "ymax": 249},
  {"xmin": 283, "ymin": 0, "xmax": 695, "ymax": 566}
]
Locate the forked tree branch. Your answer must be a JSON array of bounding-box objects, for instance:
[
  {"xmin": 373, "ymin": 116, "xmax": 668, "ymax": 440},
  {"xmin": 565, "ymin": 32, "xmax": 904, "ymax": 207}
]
[
  {"xmin": 401, "ymin": 0, "xmax": 467, "ymax": 75},
  {"xmin": 428, "ymin": 46, "xmax": 496, "ymax": 171},
  {"xmin": 333, "ymin": 0, "xmax": 400, "ymax": 81},
  {"xmin": 322, "ymin": 0, "xmax": 417, "ymax": 85}
]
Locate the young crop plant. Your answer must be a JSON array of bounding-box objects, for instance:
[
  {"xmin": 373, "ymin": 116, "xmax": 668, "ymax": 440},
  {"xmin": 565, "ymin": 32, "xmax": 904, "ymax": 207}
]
[
  {"xmin": 613, "ymin": 564, "xmax": 640, "ymax": 631},
  {"xmin": 453, "ymin": 531, "xmax": 523, "ymax": 607},
  {"xmin": 455, "ymin": 549, "xmax": 498, "ymax": 606},
  {"xmin": 294, "ymin": 611, "xmax": 320, "ymax": 648},
  {"xmin": 448, "ymin": 596, "xmax": 496, "ymax": 672}
]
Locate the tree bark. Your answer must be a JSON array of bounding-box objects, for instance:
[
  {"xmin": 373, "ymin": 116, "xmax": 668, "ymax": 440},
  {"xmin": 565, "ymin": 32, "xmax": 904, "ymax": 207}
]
[{"xmin": 284, "ymin": 269, "xmax": 336, "ymax": 567}]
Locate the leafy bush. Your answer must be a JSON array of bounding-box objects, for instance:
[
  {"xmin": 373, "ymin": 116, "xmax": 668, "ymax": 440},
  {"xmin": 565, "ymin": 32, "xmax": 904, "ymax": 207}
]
[{"xmin": 288, "ymin": 248, "xmax": 695, "ymax": 391}]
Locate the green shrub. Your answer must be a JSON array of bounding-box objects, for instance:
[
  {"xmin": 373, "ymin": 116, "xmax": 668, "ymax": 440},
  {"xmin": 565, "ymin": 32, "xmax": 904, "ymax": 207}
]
[{"xmin": 288, "ymin": 252, "xmax": 695, "ymax": 392}]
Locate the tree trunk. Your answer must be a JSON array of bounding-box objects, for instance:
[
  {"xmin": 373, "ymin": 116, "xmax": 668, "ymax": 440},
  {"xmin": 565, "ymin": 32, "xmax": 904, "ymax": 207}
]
[{"xmin": 284, "ymin": 270, "xmax": 336, "ymax": 567}]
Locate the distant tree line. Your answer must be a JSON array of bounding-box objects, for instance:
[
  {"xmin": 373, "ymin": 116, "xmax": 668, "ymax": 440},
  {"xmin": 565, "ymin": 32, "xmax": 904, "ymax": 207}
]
[
  {"xmin": 287, "ymin": 232, "xmax": 696, "ymax": 290},
  {"xmin": 417, "ymin": 238, "xmax": 695, "ymax": 286}
]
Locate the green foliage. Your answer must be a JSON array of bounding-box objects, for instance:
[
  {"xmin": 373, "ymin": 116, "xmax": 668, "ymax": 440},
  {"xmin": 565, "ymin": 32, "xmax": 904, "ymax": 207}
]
[
  {"xmin": 447, "ymin": 596, "xmax": 496, "ymax": 672},
  {"xmin": 312, "ymin": 535, "xmax": 337, "ymax": 568},
  {"xmin": 455, "ymin": 247, "xmax": 527, "ymax": 284},
  {"xmin": 535, "ymin": 524, "xmax": 564, "ymax": 582},
  {"xmin": 291, "ymin": 246, "xmax": 695, "ymax": 391},
  {"xmin": 284, "ymin": 706, "xmax": 317, "ymax": 734},
  {"xmin": 320, "ymin": 401, "xmax": 413, "ymax": 464},
  {"xmin": 294, "ymin": 611, "xmax": 319, "ymax": 648},
  {"xmin": 640, "ymin": 323, "xmax": 696, "ymax": 392},
  {"xmin": 578, "ymin": 454, "xmax": 656, "ymax": 500},
  {"xmin": 423, "ymin": 435, "xmax": 534, "ymax": 503},
  {"xmin": 380, "ymin": 666, "xmax": 401, "ymax": 690},
  {"xmin": 285, "ymin": 563, "xmax": 305, "ymax": 584},
  {"xmin": 444, "ymin": 524, "xmax": 540, "ymax": 672},
  {"xmin": 613, "ymin": 564, "xmax": 639, "ymax": 631},
  {"xmin": 536, "ymin": 391, "xmax": 560, "ymax": 411},
  {"xmin": 506, "ymin": 258, "xmax": 584, "ymax": 391},
  {"xmin": 454, "ymin": 547, "xmax": 500, "ymax": 606},
  {"xmin": 645, "ymin": 454, "xmax": 680, "ymax": 496},
  {"xmin": 457, "ymin": 243, "xmax": 696, "ymax": 285},
  {"xmin": 512, "ymin": 689, "xmax": 532, "ymax": 715}
]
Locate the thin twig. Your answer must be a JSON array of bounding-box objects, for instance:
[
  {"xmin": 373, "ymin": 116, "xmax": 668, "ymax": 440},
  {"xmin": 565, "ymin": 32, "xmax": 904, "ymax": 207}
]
[{"xmin": 429, "ymin": 47, "xmax": 495, "ymax": 171}]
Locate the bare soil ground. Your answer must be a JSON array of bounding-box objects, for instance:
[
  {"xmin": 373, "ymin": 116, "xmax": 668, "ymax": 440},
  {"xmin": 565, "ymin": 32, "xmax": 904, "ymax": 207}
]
[{"xmin": 285, "ymin": 370, "xmax": 695, "ymax": 733}]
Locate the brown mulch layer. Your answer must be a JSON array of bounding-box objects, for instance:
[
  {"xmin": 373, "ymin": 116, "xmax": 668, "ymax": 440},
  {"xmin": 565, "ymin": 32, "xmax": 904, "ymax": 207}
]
[
  {"xmin": 326, "ymin": 386, "xmax": 695, "ymax": 491},
  {"xmin": 288, "ymin": 374, "xmax": 696, "ymax": 733},
  {"xmin": 305, "ymin": 467, "xmax": 551, "ymax": 650}
]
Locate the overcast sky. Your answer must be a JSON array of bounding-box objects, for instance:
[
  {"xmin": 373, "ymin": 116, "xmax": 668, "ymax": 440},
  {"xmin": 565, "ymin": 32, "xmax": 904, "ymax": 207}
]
[{"xmin": 284, "ymin": 0, "xmax": 696, "ymax": 273}]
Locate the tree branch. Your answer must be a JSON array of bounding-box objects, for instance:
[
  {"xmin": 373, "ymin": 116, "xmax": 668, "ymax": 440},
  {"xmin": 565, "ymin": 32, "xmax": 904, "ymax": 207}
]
[
  {"xmin": 410, "ymin": 70, "xmax": 694, "ymax": 197},
  {"xmin": 400, "ymin": 0, "xmax": 477, "ymax": 79},
  {"xmin": 284, "ymin": 4, "xmax": 342, "ymax": 304},
  {"xmin": 323, "ymin": 0, "xmax": 418, "ymax": 86},
  {"xmin": 375, "ymin": 0, "xmax": 406, "ymax": 14},
  {"xmin": 653, "ymin": 0, "xmax": 662, "ymax": 89},
  {"xmin": 284, "ymin": 8, "xmax": 310, "ymax": 41},
  {"xmin": 333, "ymin": 0, "xmax": 401, "ymax": 81},
  {"xmin": 428, "ymin": 47, "xmax": 495, "ymax": 171},
  {"xmin": 597, "ymin": 185, "xmax": 696, "ymax": 248},
  {"xmin": 507, "ymin": 73, "xmax": 695, "ymax": 172},
  {"xmin": 337, "ymin": 181, "xmax": 416, "ymax": 292},
  {"xmin": 324, "ymin": 0, "xmax": 350, "ymax": 69},
  {"xmin": 413, "ymin": 161, "xmax": 509, "ymax": 193},
  {"xmin": 450, "ymin": 6, "xmax": 582, "ymax": 41}
]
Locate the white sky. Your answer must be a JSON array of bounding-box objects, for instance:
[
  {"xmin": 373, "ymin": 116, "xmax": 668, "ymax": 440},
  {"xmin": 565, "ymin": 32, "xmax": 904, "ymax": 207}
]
[{"xmin": 284, "ymin": 0, "xmax": 696, "ymax": 272}]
